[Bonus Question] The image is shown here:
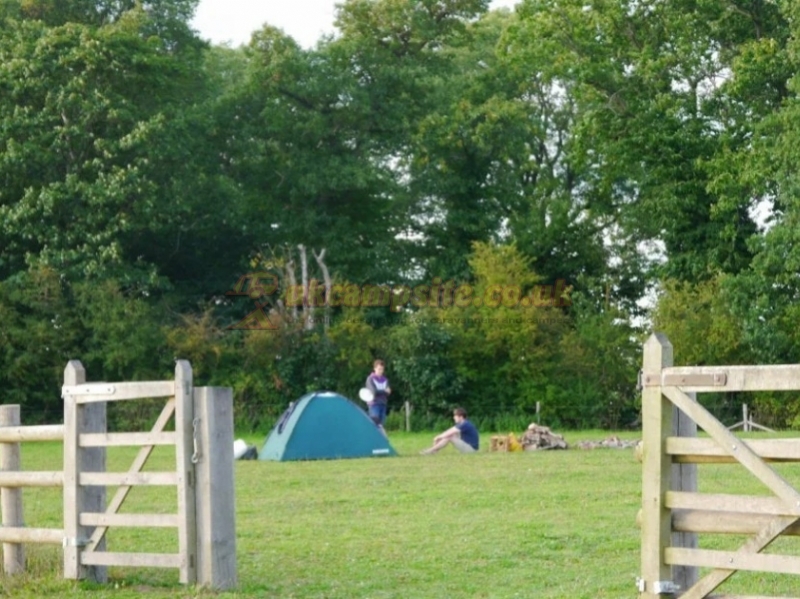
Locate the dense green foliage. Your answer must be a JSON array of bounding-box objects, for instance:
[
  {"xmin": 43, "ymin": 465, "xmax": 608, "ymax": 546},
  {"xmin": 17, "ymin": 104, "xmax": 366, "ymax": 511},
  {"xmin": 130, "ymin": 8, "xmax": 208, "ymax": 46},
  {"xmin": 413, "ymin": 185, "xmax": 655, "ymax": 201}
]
[{"xmin": 2, "ymin": 0, "xmax": 800, "ymax": 430}]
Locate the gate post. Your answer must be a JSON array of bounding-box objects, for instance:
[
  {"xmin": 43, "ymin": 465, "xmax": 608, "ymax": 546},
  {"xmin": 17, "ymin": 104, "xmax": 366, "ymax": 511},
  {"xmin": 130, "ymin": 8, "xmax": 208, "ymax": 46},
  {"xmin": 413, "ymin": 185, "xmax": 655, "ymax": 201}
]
[
  {"xmin": 193, "ymin": 386, "xmax": 237, "ymax": 589},
  {"xmin": 174, "ymin": 360, "xmax": 197, "ymax": 584},
  {"xmin": 0, "ymin": 404, "xmax": 25, "ymax": 574},
  {"xmin": 62, "ymin": 360, "xmax": 107, "ymax": 582},
  {"xmin": 640, "ymin": 333, "xmax": 674, "ymax": 597}
]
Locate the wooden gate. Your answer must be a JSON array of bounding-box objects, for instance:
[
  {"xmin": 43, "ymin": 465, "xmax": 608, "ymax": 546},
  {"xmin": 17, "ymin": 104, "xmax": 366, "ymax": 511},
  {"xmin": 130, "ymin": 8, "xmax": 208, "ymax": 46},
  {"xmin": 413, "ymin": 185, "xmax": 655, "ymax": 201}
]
[
  {"xmin": 61, "ymin": 359, "xmax": 235, "ymax": 587},
  {"xmin": 639, "ymin": 333, "xmax": 800, "ymax": 598},
  {"xmin": 0, "ymin": 360, "xmax": 235, "ymax": 589}
]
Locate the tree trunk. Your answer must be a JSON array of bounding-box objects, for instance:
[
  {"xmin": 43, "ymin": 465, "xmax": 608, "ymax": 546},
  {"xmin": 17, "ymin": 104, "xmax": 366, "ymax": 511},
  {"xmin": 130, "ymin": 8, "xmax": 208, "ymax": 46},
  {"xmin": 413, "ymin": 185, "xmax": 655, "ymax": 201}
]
[
  {"xmin": 298, "ymin": 244, "xmax": 312, "ymax": 330},
  {"xmin": 313, "ymin": 248, "xmax": 330, "ymax": 332}
]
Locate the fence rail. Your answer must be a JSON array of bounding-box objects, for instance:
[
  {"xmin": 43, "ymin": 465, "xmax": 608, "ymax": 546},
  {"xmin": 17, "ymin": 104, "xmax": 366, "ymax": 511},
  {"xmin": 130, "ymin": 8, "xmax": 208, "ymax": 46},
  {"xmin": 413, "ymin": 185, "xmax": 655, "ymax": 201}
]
[
  {"xmin": 0, "ymin": 471, "xmax": 64, "ymax": 487},
  {"xmin": 0, "ymin": 527, "xmax": 65, "ymax": 545},
  {"xmin": 0, "ymin": 424, "xmax": 64, "ymax": 443}
]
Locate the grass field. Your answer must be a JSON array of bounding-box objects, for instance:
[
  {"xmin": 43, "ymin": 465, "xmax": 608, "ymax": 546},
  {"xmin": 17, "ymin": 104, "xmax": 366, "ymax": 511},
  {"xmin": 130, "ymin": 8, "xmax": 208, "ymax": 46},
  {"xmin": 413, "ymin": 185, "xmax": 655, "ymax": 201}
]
[{"xmin": 3, "ymin": 430, "xmax": 800, "ymax": 598}]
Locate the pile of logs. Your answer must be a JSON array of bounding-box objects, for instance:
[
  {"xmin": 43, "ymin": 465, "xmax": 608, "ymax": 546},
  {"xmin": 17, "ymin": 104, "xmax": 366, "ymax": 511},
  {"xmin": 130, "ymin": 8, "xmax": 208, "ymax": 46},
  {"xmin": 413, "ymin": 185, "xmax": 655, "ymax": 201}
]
[{"xmin": 519, "ymin": 423, "xmax": 568, "ymax": 450}]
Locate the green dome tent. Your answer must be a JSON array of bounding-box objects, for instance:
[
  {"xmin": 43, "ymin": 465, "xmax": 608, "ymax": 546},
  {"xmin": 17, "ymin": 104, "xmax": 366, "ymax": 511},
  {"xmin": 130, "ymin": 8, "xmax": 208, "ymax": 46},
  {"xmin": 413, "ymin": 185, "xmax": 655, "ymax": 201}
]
[{"xmin": 258, "ymin": 392, "xmax": 397, "ymax": 461}]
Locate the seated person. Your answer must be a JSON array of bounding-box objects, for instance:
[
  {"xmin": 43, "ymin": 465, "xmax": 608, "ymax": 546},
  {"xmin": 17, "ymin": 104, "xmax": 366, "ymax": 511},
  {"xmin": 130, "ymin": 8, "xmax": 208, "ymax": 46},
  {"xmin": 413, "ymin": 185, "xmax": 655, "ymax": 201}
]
[{"xmin": 420, "ymin": 407, "xmax": 479, "ymax": 454}]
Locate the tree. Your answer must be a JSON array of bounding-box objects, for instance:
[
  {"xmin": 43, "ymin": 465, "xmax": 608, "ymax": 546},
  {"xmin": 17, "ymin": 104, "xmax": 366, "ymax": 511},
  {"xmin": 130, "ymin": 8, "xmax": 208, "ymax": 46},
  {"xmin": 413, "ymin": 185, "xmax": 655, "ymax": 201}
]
[
  {"xmin": 0, "ymin": 6, "xmax": 251, "ymax": 303},
  {"xmin": 508, "ymin": 0, "xmax": 788, "ymax": 283},
  {"xmin": 333, "ymin": 0, "xmax": 503, "ymax": 281},
  {"xmin": 713, "ymin": 1, "xmax": 800, "ymax": 368},
  {"xmin": 556, "ymin": 293, "xmax": 640, "ymax": 428},
  {"xmin": 214, "ymin": 25, "xmax": 406, "ymax": 285},
  {"xmin": 0, "ymin": 11, "xmax": 215, "ymax": 285},
  {"xmin": 0, "ymin": 3, "xmax": 249, "ymax": 422}
]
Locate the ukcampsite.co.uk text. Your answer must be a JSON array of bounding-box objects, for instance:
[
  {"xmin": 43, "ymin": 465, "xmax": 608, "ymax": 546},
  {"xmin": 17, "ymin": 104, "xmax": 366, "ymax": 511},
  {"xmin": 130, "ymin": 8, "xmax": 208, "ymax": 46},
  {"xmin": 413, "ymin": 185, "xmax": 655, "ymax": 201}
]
[
  {"xmin": 229, "ymin": 274, "xmax": 571, "ymax": 310},
  {"xmin": 314, "ymin": 314, "xmax": 564, "ymax": 326}
]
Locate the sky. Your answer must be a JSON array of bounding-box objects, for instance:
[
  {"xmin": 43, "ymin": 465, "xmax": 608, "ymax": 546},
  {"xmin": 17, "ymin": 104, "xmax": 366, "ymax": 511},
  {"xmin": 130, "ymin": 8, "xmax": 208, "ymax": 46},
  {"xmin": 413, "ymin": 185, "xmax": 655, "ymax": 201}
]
[{"xmin": 192, "ymin": 0, "xmax": 519, "ymax": 49}]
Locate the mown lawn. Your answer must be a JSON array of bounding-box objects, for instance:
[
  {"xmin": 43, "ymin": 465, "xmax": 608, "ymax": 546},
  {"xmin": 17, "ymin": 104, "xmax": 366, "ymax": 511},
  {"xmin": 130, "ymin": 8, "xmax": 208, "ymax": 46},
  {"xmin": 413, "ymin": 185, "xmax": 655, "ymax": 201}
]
[{"xmin": 3, "ymin": 430, "xmax": 800, "ymax": 597}]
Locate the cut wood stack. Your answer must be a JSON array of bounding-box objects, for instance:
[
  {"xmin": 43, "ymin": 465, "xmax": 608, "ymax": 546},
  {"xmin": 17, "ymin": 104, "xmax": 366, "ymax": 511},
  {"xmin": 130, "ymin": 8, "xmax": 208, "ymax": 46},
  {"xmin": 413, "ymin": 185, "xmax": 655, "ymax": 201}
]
[{"xmin": 519, "ymin": 423, "xmax": 568, "ymax": 450}]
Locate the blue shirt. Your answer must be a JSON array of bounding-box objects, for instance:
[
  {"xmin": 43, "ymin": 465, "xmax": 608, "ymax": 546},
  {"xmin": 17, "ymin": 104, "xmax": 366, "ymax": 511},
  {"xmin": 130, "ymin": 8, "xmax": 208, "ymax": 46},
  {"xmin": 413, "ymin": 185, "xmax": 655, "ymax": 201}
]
[{"xmin": 456, "ymin": 419, "xmax": 479, "ymax": 450}]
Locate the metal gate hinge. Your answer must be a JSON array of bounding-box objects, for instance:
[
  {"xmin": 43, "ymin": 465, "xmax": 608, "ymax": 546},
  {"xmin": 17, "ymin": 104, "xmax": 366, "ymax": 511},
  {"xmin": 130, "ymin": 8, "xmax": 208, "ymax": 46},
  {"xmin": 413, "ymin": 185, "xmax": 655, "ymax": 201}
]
[
  {"xmin": 61, "ymin": 384, "xmax": 115, "ymax": 397},
  {"xmin": 62, "ymin": 537, "xmax": 89, "ymax": 548},
  {"xmin": 642, "ymin": 372, "xmax": 728, "ymax": 387},
  {"xmin": 663, "ymin": 373, "xmax": 727, "ymax": 387},
  {"xmin": 635, "ymin": 578, "xmax": 680, "ymax": 595},
  {"xmin": 653, "ymin": 580, "xmax": 680, "ymax": 594}
]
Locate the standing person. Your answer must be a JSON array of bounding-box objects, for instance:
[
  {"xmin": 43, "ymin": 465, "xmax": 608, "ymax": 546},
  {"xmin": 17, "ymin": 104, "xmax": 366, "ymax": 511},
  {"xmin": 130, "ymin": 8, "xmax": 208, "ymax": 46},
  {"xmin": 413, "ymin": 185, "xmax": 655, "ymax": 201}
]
[
  {"xmin": 365, "ymin": 359, "xmax": 391, "ymax": 435},
  {"xmin": 420, "ymin": 407, "xmax": 479, "ymax": 454}
]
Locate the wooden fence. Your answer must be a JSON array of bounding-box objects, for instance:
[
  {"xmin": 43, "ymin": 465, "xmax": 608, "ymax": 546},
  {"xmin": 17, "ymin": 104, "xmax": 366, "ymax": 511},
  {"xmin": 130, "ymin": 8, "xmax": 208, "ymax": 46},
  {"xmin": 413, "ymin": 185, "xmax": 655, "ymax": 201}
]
[
  {"xmin": 639, "ymin": 332, "xmax": 800, "ymax": 598},
  {"xmin": 0, "ymin": 360, "xmax": 236, "ymax": 590}
]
